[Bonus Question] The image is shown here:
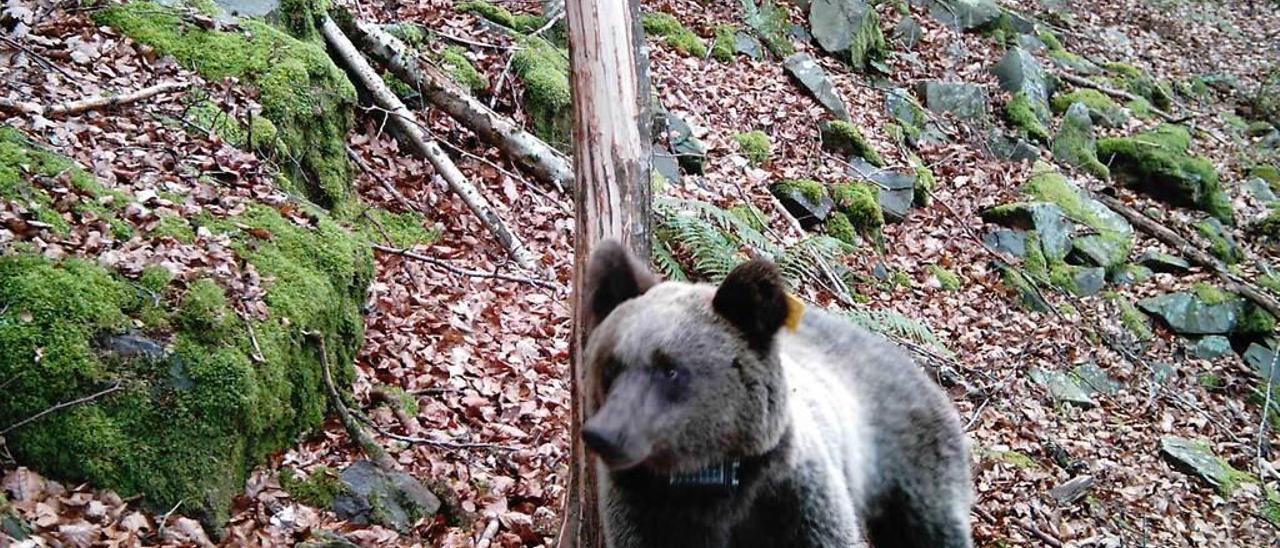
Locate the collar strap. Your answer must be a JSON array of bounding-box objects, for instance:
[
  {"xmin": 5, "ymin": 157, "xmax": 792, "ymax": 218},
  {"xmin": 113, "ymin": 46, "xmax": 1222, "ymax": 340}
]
[{"xmin": 666, "ymin": 460, "xmax": 741, "ymax": 490}]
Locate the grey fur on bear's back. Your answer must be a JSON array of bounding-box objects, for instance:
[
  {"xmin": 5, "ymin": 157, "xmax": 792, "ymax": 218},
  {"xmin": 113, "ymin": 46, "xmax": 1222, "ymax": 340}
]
[{"xmin": 588, "ymin": 280, "xmax": 973, "ymax": 548}]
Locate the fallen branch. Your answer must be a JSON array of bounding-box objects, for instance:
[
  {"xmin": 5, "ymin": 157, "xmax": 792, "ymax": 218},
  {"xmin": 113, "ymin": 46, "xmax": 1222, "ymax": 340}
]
[
  {"xmin": 309, "ymin": 331, "xmax": 398, "ymax": 472},
  {"xmin": 0, "ymin": 381, "xmax": 123, "ymax": 436},
  {"xmin": 1018, "ymin": 519, "xmax": 1064, "ymax": 548},
  {"xmin": 337, "ymin": 15, "xmax": 575, "ymax": 194},
  {"xmin": 321, "ymin": 15, "xmax": 537, "ymax": 269},
  {"xmin": 476, "ymin": 518, "xmax": 501, "ymax": 548},
  {"xmin": 372, "ymin": 243, "xmax": 557, "ymax": 289},
  {"xmin": 1094, "ymin": 193, "xmax": 1280, "ymax": 320},
  {"xmin": 0, "ymin": 82, "xmax": 189, "ymax": 116},
  {"xmin": 353, "ymin": 412, "xmax": 518, "ymax": 452}
]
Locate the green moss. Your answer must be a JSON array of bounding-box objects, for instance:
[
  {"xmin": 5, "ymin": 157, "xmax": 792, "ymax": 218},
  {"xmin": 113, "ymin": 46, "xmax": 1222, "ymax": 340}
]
[
  {"xmin": 440, "ymin": 46, "xmax": 489, "ymax": 94},
  {"xmin": 1, "ymin": 199, "xmax": 372, "ymax": 526},
  {"xmin": 728, "ymin": 203, "xmax": 768, "ymax": 232},
  {"xmin": 1260, "ymin": 272, "xmax": 1280, "ymax": 293},
  {"xmin": 138, "ymin": 267, "xmax": 174, "ymax": 295},
  {"xmin": 981, "ymin": 448, "xmax": 1039, "ymax": 469},
  {"xmin": 711, "ymin": 25, "xmax": 737, "ymax": 62},
  {"xmin": 821, "ymin": 121, "xmax": 884, "ymax": 166},
  {"xmin": 775, "ymin": 178, "xmax": 828, "ymax": 204},
  {"xmin": 511, "ymin": 36, "xmax": 571, "ymax": 150},
  {"xmin": 456, "ymin": 0, "xmax": 544, "ymax": 32},
  {"xmin": 744, "ymin": 0, "xmax": 794, "ymax": 58},
  {"xmin": 1264, "ymin": 487, "xmax": 1280, "ymax": 528},
  {"xmin": 356, "ymin": 208, "xmax": 440, "ymax": 248},
  {"xmin": 824, "ymin": 212, "xmax": 858, "ymax": 246},
  {"xmin": 1127, "ymin": 97, "xmax": 1155, "ymax": 119},
  {"xmin": 1005, "ymin": 92, "xmax": 1050, "ymax": 142},
  {"xmin": 95, "ymin": 2, "xmax": 356, "ymax": 209},
  {"xmin": 913, "ymin": 165, "xmax": 935, "ymax": 207},
  {"xmin": 1103, "ymin": 63, "xmax": 1175, "ymax": 110},
  {"xmin": 1238, "ymin": 305, "xmax": 1276, "ymax": 336},
  {"xmin": 1195, "ymin": 219, "xmax": 1242, "ymax": 264},
  {"xmin": 187, "ymin": 99, "xmax": 280, "ymax": 152},
  {"xmin": 847, "ymin": 7, "xmax": 886, "ymax": 72},
  {"xmin": 642, "ymin": 13, "xmax": 708, "ymax": 57},
  {"xmin": 928, "ymin": 265, "xmax": 961, "ymax": 290},
  {"xmin": 829, "ymin": 181, "xmax": 883, "ymax": 231},
  {"xmin": 1039, "ymin": 29, "xmax": 1063, "ymax": 51},
  {"xmin": 890, "ymin": 269, "xmax": 913, "ymax": 288},
  {"xmin": 281, "ymin": 466, "xmax": 348, "ymax": 508},
  {"xmin": 1248, "ymin": 121, "xmax": 1277, "ymax": 137},
  {"xmin": 151, "ymin": 215, "xmax": 196, "ymax": 244},
  {"xmin": 1251, "ymin": 164, "xmax": 1280, "ymax": 188},
  {"xmin": 733, "ymin": 131, "xmax": 771, "ymax": 167},
  {"xmin": 1097, "ymin": 125, "xmax": 1234, "ymax": 224},
  {"xmin": 0, "ymin": 126, "xmax": 138, "ymax": 238},
  {"xmin": 383, "ymin": 22, "xmax": 428, "ymax": 46},
  {"xmin": 1050, "ymin": 89, "xmax": 1119, "ymax": 114},
  {"xmin": 1106, "ymin": 291, "xmax": 1153, "ymax": 341},
  {"xmin": 278, "ymin": 0, "xmax": 326, "ymax": 40},
  {"xmin": 1192, "ymin": 282, "xmax": 1233, "ymax": 305},
  {"xmin": 1199, "ymin": 373, "xmax": 1224, "ymax": 390},
  {"xmin": 1051, "ymin": 111, "xmax": 1110, "ymax": 180},
  {"xmin": 382, "ymin": 71, "xmax": 416, "ymax": 101}
]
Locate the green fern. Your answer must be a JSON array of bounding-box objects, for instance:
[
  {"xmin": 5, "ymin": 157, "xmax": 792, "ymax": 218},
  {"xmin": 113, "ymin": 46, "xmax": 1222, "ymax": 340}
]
[
  {"xmin": 652, "ymin": 238, "xmax": 688, "ymax": 281},
  {"xmin": 840, "ymin": 308, "xmax": 953, "ymax": 357}
]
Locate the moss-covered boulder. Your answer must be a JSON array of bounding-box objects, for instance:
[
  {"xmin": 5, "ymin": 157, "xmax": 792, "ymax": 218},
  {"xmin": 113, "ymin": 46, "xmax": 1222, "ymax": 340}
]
[
  {"xmin": 1097, "ymin": 125, "xmax": 1234, "ymax": 224},
  {"xmin": 95, "ymin": 0, "xmax": 356, "ymax": 210},
  {"xmin": 0, "ymin": 130, "xmax": 373, "ymax": 529},
  {"xmin": 511, "ymin": 35, "xmax": 572, "ymax": 150},
  {"xmin": 820, "ymin": 121, "xmax": 884, "ymax": 166},
  {"xmin": 1050, "ymin": 89, "xmax": 1128, "ymax": 128},
  {"xmin": 771, "ymin": 179, "xmax": 834, "ymax": 229},
  {"xmin": 808, "ymin": 0, "xmax": 887, "ymax": 72},
  {"xmin": 733, "ymin": 130, "xmax": 772, "ymax": 167},
  {"xmin": 457, "ymin": 0, "xmax": 547, "ymax": 33},
  {"xmin": 1052, "ymin": 102, "xmax": 1110, "ymax": 180},
  {"xmin": 711, "ymin": 25, "xmax": 738, "ymax": 62},
  {"xmin": 1004, "ymin": 91, "xmax": 1050, "ymax": 143},
  {"xmin": 1102, "ymin": 62, "xmax": 1174, "ymax": 111},
  {"xmin": 642, "ymin": 12, "xmax": 707, "ymax": 57}
]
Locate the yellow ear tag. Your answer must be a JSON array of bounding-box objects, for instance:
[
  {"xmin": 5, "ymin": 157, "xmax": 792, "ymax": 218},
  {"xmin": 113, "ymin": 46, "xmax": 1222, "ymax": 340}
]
[{"xmin": 784, "ymin": 293, "xmax": 806, "ymax": 332}]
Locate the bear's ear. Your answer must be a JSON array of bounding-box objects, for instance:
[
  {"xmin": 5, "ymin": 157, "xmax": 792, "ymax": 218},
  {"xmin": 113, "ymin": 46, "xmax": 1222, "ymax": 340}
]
[
  {"xmin": 713, "ymin": 259, "xmax": 788, "ymax": 352},
  {"xmin": 584, "ymin": 239, "xmax": 659, "ymax": 331}
]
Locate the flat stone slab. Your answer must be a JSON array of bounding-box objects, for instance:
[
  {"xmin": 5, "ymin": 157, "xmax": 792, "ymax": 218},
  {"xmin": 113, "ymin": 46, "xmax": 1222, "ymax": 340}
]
[
  {"xmin": 784, "ymin": 53, "xmax": 851, "ymax": 121},
  {"xmin": 1138, "ymin": 291, "xmax": 1242, "ymax": 335}
]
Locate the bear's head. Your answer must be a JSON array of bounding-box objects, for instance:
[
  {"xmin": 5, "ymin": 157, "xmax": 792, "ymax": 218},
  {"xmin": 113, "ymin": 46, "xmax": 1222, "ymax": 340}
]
[{"xmin": 580, "ymin": 240, "xmax": 792, "ymax": 474}]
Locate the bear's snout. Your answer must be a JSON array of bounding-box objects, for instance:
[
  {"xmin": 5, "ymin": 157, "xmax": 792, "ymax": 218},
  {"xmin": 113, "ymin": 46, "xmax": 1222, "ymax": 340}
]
[{"xmin": 583, "ymin": 412, "xmax": 651, "ymax": 470}]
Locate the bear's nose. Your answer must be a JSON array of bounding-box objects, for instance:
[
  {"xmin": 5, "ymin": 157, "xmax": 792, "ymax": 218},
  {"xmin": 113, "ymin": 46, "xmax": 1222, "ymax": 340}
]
[{"xmin": 582, "ymin": 424, "xmax": 623, "ymax": 462}]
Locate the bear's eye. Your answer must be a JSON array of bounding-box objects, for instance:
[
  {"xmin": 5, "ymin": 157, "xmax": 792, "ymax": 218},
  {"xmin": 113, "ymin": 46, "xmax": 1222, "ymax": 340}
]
[{"xmin": 659, "ymin": 361, "xmax": 680, "ymax": 380}]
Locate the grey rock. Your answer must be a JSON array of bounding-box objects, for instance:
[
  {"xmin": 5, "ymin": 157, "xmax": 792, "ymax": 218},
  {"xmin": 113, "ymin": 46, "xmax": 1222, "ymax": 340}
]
[
  {"xmin": 771, "ymin": 182, "xmax": 835, "ymax": 229},
  {"xmin": 297, "ymin": 530, "xmax": 360, "ymax": 548},
  {"xmin": 1016, "ymin": 33, "xmax": 1047, "ymax": 52},
  {"xmin": 1049, "ymin": 475, "xmax": 1094, "ymax": 505},
  {"xmin": 789, "ymin": 23, "xmax": 812, "ymax": 44},
  {"xmin": 655, "ymin": 111, "xmax": 707, "ymax": 175},
  {"xmin": 1192, "ymin": 335, "xmax": 1233, "ymax": 359},
  {"xmin": 1007, "ymin": 11, "xmax": 1037, "ymax": 33},
  {"xmin": 651, "ymin": 148, "xmax": 682, "ymax": 186},
  {"xmin": 993, "ymin": 48, "xmax": 1050, "ymax": 114},
  {"xmin": 1244, "ymin": 177, "xmax": 1278, "ymax": 203},
  {"xmin": 1048, "ymin": 50, "xmax": 1103, "ymax": 75},
  {"xmin": 1149, "ymin": 361, "xmax": 1177, "ymax": 386},
  {"xmin": 886, "ymin": 87, "xmax": 946, "ymax": 147},
  {"xmin": 916, "ymin": 81, "xmax": 989, "ymax": 124},
  {"xmin": 1053, "ymin": 103, "xmax": 1101, "ymax": 175},
  {"xmin": 989, "ymin": 130, "xmax": 1042, "ymax": 162},
  {"xmin": 1244, "ymin": 343, "xmax": 1279, "ymax": 382},
  {"xmin": 1108, "ymin": 263, "xmax": 1153, "ymax": 286},
  {"xmin": 1073, "ymin": 362, "xmax": 1123, "ymax": 395},
  {"xmin": 1160, "ymin": 436, "xmax": 1248, "ymax": 493},
  {"xmin": 1069, "ymin": 235, "xmax": 1128, "ymax": 269},
  {"xmin": 1138, "ymin": 291, "xmax": 1242, "ymax": 335},
  {"xmin": 784, "ymin": 53, "xmax": 851, "ymax": 121},
  {"xmin": 1064, "ymin": 265, "xmax": 1106, "ymax": 296},
  {"xmin": 846, "ymin": 158, "xmax": 916, "ymax": 223},
  {"xmin": 96, "ymin": 333, "xmax": 168, "ymax": 362},
  {"xmin": 981, "ymin": 202, "xmax": 1074, "ymax": 261},
  {"xmin": 213, "ymin": 0, "xmax": 278, "ymax": 17},
  {"xmin": 894, "ymin": 17, "xmax": 924, "ymax": 49},
  {"xmin": 1137, "ymin": 250, "xmax": 1191, "ymax": 273},
  {"xmin": 734, "ymin": 31, "xmax": 764, "ymax": 60},
  {"xmin": 1197, "ymin": 218, "xmax": 1241, "ymax": 264},
  {"xmin": 1030, "ymin": 368, "xmax": 1095, "ymax": 408},
  {"xmin": 334, "ymin": 460, "xmax": 441, "ymax": 533},
  {"xmin": 1, "ymin": 512, "xmax": 31, "ymax": 541},
  {"xmin": 983, "ymin": 229, "xmax": 1029, "ymax": 257},
  {"xmin": 924, "ymin": 0, "xmax": 1003, "ymax": 31},
  {"xmin": 809, "ymin": 0, "xmax": 873, "ymax": 55}
]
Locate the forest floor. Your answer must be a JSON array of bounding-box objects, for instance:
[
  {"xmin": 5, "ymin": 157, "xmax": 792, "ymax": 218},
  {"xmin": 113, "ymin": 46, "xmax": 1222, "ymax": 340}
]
[{"xmin": 2, "ymin": 0, "xmax": 1280, "ymax": 546}]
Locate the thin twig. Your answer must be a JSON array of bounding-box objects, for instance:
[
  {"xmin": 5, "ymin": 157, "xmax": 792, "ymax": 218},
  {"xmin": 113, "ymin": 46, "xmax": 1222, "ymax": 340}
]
[
  {"xmin": 0, "ymin": 381, "xmax": 124, "ymax": 435},
  {"xmin": 0, "ymin": 36, "xmax": 79, "ymax": 81},
  {"xmin": 353, "ymin": 412, "xmax": 517, "ymax": 451},
  {"xmin": 475, "ymin": 517, "xmax": 501, "ymax": 548},
  {"xmin": 1018, "ymin": 518, "xmax": 1065, "ymax": 548},
  {"xmin": 436, "ymin": 31, "xmax": 508, "ymax": 50},
  {"xmin": 372, "ymin": 244, "xmax": 556, "ymax": 288},
  {"xmin": 1258, "ymin": 348, "xmax": 1277, "ymax": 474},
  {"xmin": 156, "ymin": 498, "xmax": 185, "ymax": 538}
]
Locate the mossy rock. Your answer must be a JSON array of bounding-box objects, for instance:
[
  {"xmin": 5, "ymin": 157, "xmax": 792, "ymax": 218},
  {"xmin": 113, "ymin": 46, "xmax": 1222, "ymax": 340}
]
[
  {"xmin": 830, "ymin": 180, "xmax": 884, "ymax": 232},
  {"xmin": 1097, "ymin": 125, "xmax": 1234, "ymax": 224},
  {"xmin": 927, "ymin": 265, "xmax": 962, "ymax": 291},
  {"xmin": 1050, "ymin": 89, "xmax": 1128, "ymax": 128},
  {"xmin": 733, "ymin": 130, "xmax": 772, "ymax": 167},
  {"xmin": 96, "ymin": 1, "xmax": 356, "ymax": 210},
  {"xmin": 438, "ymin": 46, "xmax": 489, "ymax": 95},
  {"xmin": 820, "ymin": 121, "xmax": 884, "ymax": 166},
  {"xmin": 642, "ymin": 12, "xmax": 708, "ymax": 58},
  {"xmin": 0, "ymin": 127, "xmax": 132, "ymax": 240},
  {"xmin": 456, "ymin": 0, "xmax": 546, "ymax": 34},
  {"xmin": 1004, "ymin": 91, "xmax": 1050, "ymax": 142},
  {"xmin": 711, "ymin": 25, "xmax": 738, "ymax": 62},
  {"xmin": 511, "ymin": 35, "xmax": 572, "ymax": 150},
  {"xmin": 1104, "ymin": 63, "xmax": 1175, "ymax": 110},
  {"xmin": 0, "ymin": 137, "xmax": 374, "ymax": 529}
]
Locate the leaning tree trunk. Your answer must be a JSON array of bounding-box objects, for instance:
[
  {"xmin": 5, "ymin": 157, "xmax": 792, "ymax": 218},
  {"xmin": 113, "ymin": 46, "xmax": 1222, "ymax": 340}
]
[{"xmin": 558, "ymin": 0, "xmax": 652, "ymax": 544}]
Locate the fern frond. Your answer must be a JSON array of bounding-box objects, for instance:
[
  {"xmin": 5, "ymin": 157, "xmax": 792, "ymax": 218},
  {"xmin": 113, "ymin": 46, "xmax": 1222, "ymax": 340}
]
[
  {"xmin": 840, "ymin": 308, "xmax": 953, "ymax": 357},
  {"xmin": 652, "ymin": 238, "xmax": 688, "ymax": 282}
]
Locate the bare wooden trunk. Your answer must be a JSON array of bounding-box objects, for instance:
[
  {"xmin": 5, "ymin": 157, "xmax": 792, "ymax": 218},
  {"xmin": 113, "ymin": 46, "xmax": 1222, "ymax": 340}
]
[{"xmin": 559, "ymin": 0, "xmax": 652, "ymax": 543}]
